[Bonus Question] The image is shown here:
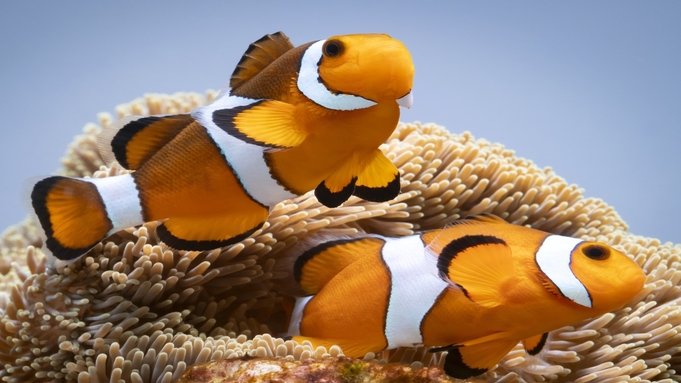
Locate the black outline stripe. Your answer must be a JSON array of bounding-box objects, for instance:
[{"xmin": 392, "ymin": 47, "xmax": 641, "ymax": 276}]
[
  {"xmin": 31, "ymin": 176, "xmax": 112, "ymax": 260},
  {"xmin": 525, "ymin": 332, "xmax": 549, "ymax": 356},
  {"xmin": 314, "ymin": 178, "xmax": 356, "ymax": 208},
  {"xmin": 353, "ymin": 173, "xmax": 400, "ymax": 202},
  {"xmin": 262, "ymin": 152, "xmax": 300, "ymax": 195},
  {"xmin": 156, "ymin": 221, "xmax": 264, "ymax": 251}
]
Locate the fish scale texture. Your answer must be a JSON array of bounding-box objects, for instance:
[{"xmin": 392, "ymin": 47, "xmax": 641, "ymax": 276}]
[{"xmin": 0, "ymin": 91, "xmax": 679, "ymax": 383}]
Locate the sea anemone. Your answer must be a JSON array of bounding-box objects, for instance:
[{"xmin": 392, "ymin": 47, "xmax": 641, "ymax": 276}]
[{"xmin": 1, "ymin": 91, "xmax": 679, "ymax": 383}]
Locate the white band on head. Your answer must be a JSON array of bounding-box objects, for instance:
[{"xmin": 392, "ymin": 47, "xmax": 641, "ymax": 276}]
[
  {"xmin": 297, "ymin": 40, "xmax": 377, "ymax": 111},
  {"xmin": 535, "ymin": 235, "xmax": 592, "ymax": 307}
]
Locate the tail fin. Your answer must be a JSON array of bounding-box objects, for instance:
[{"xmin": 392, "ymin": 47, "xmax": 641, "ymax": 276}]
[{"xmin": 25, "ymin": 176, "xmax": 114, "ymax": 260}]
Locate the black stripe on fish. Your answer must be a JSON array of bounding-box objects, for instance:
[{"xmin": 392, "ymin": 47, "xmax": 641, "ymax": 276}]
[
  {"xmin": 156, "ymin": 221, "xmax": 264, "ymax": 251},
  {"xmin": 437, "ymin": 234, "xmax": 508, "ymax": 283},
  {"xmin": 314, "ymin": 178, "xmax": 356, "ymax": 208},
  {"xmin": 353, "ymin": 173, "xmax": 400, "ymax": 202},
  {"xmin": 293, "ymin": 238, "xmax": 367, "ymax": 284}
]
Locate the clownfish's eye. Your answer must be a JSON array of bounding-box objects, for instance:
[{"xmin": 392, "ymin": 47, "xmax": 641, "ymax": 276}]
[
  {"xmin": 323, "ymin": 40, "xmax": 344, "ymax": 57},
  {"xmin": 583, "ymin": 245, "xmax": 610, "ymax": 260}
]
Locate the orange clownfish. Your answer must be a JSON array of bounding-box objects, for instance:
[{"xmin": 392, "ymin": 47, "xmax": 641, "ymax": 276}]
[
  {"xmin": 286, "ymin": 214, "xmax": 645, "ymax": 379},
  {"xmin": 24, "ymin": 32, "xmax": 414, "ymax": 260}
]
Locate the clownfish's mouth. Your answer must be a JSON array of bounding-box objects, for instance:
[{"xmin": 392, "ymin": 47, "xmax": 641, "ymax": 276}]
[{"xmin": 397, "ymin": 91, "xmax": 413, "ymax": 109}]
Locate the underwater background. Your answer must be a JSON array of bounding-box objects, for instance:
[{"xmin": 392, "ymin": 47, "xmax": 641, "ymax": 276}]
[{"xmin": 0, "ymin": 0, "xmax": 679, "ymax": 243}]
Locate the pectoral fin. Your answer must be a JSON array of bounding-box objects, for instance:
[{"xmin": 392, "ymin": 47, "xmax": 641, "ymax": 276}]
[
  {"xmin": 436, "ymin": 338, "xmax": 518, "ymax": 379},
  {"xmin": 435, "ymin": 234, "xmax": 515, "ymax": 308},
  {"xmin": 353, "ymin": 150, "xmax": 401, "ymax": 202},
  {"xmin": 212, "ymin": 100, "xmax": 306, "ymax": 148}
]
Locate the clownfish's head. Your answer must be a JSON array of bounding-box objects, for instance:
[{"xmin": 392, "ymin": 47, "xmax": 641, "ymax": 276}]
[
  {"xmin": 568, "ymin": 241, "xmax": 645, "ymax": 313},
  {"xmin": 534, "ymin": 234, "xmax": 645, "ymax": 313},
  {"xmin": 297, "ymin": 34, "xmax": 414, "ymax": 111}
]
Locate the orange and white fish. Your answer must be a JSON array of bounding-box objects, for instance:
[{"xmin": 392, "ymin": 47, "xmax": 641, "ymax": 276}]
[
  {"xmin": 24, "ymin": 32, "xmax": 414, "ymax": 261},
  {"xmin": 286, "ymin": 214, "xmax": 645, "ymax": 379}
]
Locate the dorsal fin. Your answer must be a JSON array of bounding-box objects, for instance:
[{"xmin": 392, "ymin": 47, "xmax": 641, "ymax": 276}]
[
  {"xmin": 294, "ymin": 237, "xmax": 385, "ymax": 295},
  {"xmin": 230, "ymin": 32, "xmax": 294, "ymax": 91},
  {"xmin": 97, "ymin": 114, "xmax": 194, "ymax": 170}
]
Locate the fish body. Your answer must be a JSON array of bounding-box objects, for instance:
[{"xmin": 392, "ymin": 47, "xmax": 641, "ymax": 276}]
[
  {"xmin": 287, "ymin": 214, "xmax": 645, "ymax": 379},
  {"xmin": 25, "ymin": 32, "xmax": 414, "ymax": 260}
]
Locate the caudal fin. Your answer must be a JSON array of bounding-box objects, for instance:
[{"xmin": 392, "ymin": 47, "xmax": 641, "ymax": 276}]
[{"xmin": 26, "ymin": 176, "xmax": 113, "ymax": 260}]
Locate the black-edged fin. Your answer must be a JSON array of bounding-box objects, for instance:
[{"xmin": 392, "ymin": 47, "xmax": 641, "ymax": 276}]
[
  {"xmin": 315, "ymin": 178, "xmax": 356, "ymax": 208},
  {"xmin": 354, "ymin": 150, "xmax": 401, "ymax": 202},
  {"xmin": 156, "ymin": 213, "xmax": 267, "ymax": 251},
  {"xmin": 29, "ymin": 176, "xmax": 113, "ymax": 260},
  {"xmin": 211, "ymin": 100, "xmax": 306, "ymax": 148},
  {"xmin": 230, "ymin": 32, "xmax": 294, "ymax": 91},
  {"xmin": 293, "ymin": 237, "xmax": 384, "ymax": 295},
  {"xmin": 437, "ymin": 234, "xmax": 514, "ymax": 308},
  {"xmin": 97, "ymin": 114, "xmax": 194, "ymax": 169},
  {"xmin": 439, "ymin": 338, "xmax": 518, "ymax": 380},
  {"xmin": 523, "ymin": 333, "xmax": 549, "ymax": 356}
]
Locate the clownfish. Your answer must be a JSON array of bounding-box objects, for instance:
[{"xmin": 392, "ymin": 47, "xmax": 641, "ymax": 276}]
[
  {"xmin": 286, "ymin": 214, "xmax": 645, "ymax": 379},
  {"xmin": 24, "ymin": 32, "xmax": 414, "ymax": 260}
]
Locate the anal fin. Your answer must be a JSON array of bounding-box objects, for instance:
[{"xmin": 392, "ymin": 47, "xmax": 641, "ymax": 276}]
[
  {"xmin": 436, "ymin": 338, "xmax": 519, "ymax": 379},
  {"xmin": 313, "ymin": 153, "xmax": 362, "ymax": 207},
  {"xmin": 522, "ymin": 333, "xmax": 548, "ymax": 356},
  {"xmin": 353, "ymin": 150, "xmax": 401, "ymax": 202}
]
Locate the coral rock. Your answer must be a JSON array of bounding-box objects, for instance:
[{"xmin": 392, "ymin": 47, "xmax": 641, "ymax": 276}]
[{"xmin": 178, "ymin": 356, "xmax": 460, "ymax": 383}]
